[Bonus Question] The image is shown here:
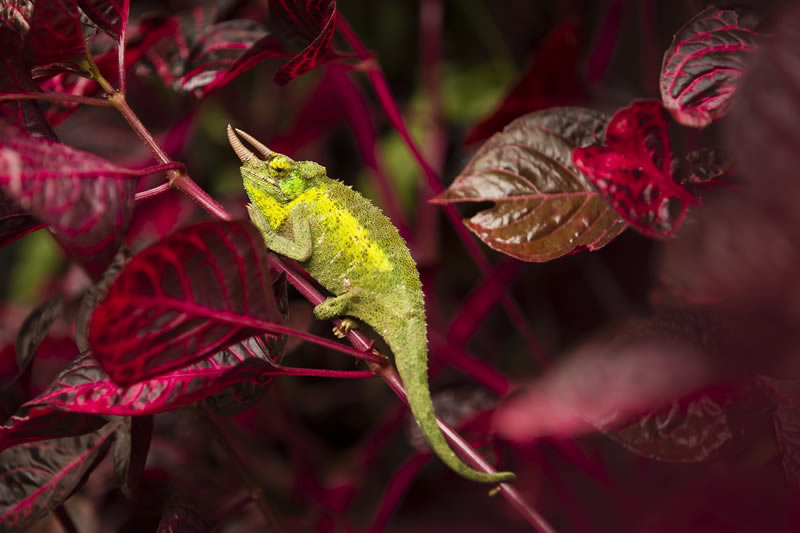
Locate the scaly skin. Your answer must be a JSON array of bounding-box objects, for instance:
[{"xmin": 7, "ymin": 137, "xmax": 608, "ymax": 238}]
[{"xmin": 228, "ymin": 126, "xmax": 515, "ymax": 484}]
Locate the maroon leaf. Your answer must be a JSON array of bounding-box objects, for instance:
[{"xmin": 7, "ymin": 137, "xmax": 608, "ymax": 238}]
[
  {"xmin": 88, "ymin": 221, "xmax": 281, "ymax": 384},
  {"xmin": 33, "ymin": 338, "xmax": 281, "ymax": 416},
  {"xmin": 434, "ymin": 107, "xmax": 627, "ymax": 262},
  {"xmin": 0, "ymin": 123, "xmax": 140, "ymax": 279},
  {"xmin": 0, "ymin": 399, "xmax": 107, "ymax": 453},
  {"xmin": 0, "ymin": 191, "xmax": 41, "ymax": 247},
  {"xmin": 572, "ymin": 100, "xmax": 699, "ymax": 238},
  {"xmin": 0, "ymin": 419, "xmax": 120, "ymax": 531},
  {"xmin": 494, "ymin": 312, "xmax": 735, "ymax": 442},
  {"xmin": 77, "ymin": 0, "xmax": 127, "ymax": 41},
  {"xmin": 15, "ymin": 295, "xmax": 64, "ymax": 374},
  {"xmin": 25, "ymin": 0, "xmax": 86, "ymax": 69},
  {"xmin": 180, "ymin": 20, "xmax": 286, "ymax": 96},
  {"xmin": 660, "ymin": 7, "xmax": 759, "ymax": 128},
  {"xmin": 0, "ymin": 1, "xmax": 33, "ymax": 42},
  {"xmin": 464, "ymin": 19, "xmax": 586, "ymax": 144},
  {"xmin": 767, "ymin": 378, "xmax": 800, "ymax": 485},
  {"xmin": 679, "ymin": 147, "xmax": 730, "ymax": 187},
  {"xmin": 270, "ymin": 0, "xmax": 338, "ymax": 85}
]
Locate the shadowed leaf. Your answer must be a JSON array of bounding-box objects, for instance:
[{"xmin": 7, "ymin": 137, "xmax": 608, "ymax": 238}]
[
  {"xmin": 0, "ymin": 419, "xmax": 120, "ymax": 531},
  {"xmin": 0, "ymin": 123, "xmax": 140, "ymax": 279},
  {"xmin": 572, "ymin": 100, "xmax": 698, "ymax": 237},
  {"xmin": 464, "ymin": 19, "xmax": 586, "ymax": 144},
  {"xmin": 0, "ymin": 398, "xmax": 107, "ymax": 453},
  {"xmin": 112, "ymin": 415, "xmax": 152, "ymax": 497},
  {"xmin": 78, "ymin": 0, "xmax": 127, "ymax": 41},
  {"xmin": 660, "ymin": 7, "xmax": 759, "ymax": 128},
  {"xmin": 156, "ymin": 504, "xmax": 208, "ymax": 533},
  {"xmin": 15, "ymin": 295, "xmax": 64, "ymax": 373},
  {"xmin": 76, "ymin": 246, "xmax": 131, "ymax": 352},
  {"xmin": 270, "ymin": 0, "xmax": 339, "ymax": 85},
  {"xmin": 26, "ymin": 0, "xmax": 86, "ymax": 70},
  {"xmin": 434, "ymin": 107, "xmax": 626, "ymax": 262},
  {"xmin": 767, "ymin": 378, "xmax": 800, "ymax": 485},
  {"xmin": 0, "ymin": 191, "xmax": 41, "ymax": 248},
  {"xmin": 88, "ymin": 221, "xmax": 280, "ymax": 384}
]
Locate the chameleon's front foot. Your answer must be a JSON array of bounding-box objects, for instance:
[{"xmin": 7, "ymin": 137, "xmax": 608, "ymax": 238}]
[{"xmin": 332, "ymin": 317, "xmax": 360, "ymax": 338}]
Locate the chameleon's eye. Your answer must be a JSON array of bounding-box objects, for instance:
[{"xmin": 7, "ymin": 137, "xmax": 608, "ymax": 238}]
[{"xmin": 269, "ymin": 156, "xmax": 293, "ymax": 177}]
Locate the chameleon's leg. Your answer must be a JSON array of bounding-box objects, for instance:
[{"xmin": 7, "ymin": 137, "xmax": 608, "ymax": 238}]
[
  {"xmin": 247, "ymin": 203, "xmax": 312, "ymax": 261},
  {"xmin": 312, "ymin": 288, "xmax": 362, "ymax": 321},
  {"xmin": 332, "ymin": 317, "xmax": 361, "ymax": 338}
]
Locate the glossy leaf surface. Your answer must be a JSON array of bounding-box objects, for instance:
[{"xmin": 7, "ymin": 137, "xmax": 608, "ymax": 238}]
[
  {"xmin": 0, "ymin": 419, "xmax": 120, "ymax": 531},
  {"xmin": 78, "ymin": 0, "xmax": 127, "ymax": 41},
  {"xmin": 434, "ymin": 107, "xmax": 626, "ymax": 262},
  {"xmin": 89, "ymin": 221, "xmax": 280, "ymax": 384},
  {"xmin": 573, "ymin": 100, "xmax": 698, "ymax": 237},
  {"xmin": 0, "ymin": 124, "xmax": 139, "ymax": 279},
  {"xmin": 660, "ymin": 7, "xmax": 759, "ymax": 128}
]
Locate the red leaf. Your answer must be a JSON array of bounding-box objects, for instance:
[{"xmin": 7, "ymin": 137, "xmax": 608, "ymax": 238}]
[
  {"xmin": 572, "ymin": 100, "xmax": 699, "ymax": 238},
  {"xmin": 25, "ymin": 0, "xmax": 86, "ymax": 69},
  {"xmin": 77, "ymin": 0, "xmax": 128, "ymax": 41},
  {"xmin": 0, "ymin": 403, "xmax": 107, "ymax": 453},
  {"xmin": 0, "ymin": 419, "xmax": 121, "ymax": 531},
  {"xmin": 0, "ymin": 123, "xmax": 140, "ymax": 279},
  {"xmin": 660, "ymin": 7, "xmax": 759, "ymax": 128},
  {"xmin": 270, "ymin": 0, "xmax": 338, "ymax": 85},
  {"xmin": 180, "ymin": 20, "xmax": 286, "ymax": 96},
  {"xmin": 464, "ymin": 19, "xmax": 586, "ymax": 144},
  {"xmin": 88, "ymin": 221, "xmax": 281, "ymax": 384}
]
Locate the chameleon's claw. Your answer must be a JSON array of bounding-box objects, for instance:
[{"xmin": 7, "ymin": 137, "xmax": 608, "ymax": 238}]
[{"xmin": 333, "ymin": 318, "xmax": 360, "ymax": 338}]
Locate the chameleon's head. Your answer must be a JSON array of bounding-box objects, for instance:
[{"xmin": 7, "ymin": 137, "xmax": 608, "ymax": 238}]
[{"xmin": 227, "ymin": 125, "xmax": 326, "ymax": 203}]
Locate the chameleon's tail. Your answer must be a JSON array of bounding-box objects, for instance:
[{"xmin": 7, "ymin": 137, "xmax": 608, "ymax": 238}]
[{"xmin": 387, "ymin": 315, "xmax": 516, "ymax": 484}]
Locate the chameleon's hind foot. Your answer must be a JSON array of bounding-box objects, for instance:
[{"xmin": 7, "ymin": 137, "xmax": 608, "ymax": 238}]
[{"xmin": 333, "ymin": 318, "xmax": 360, "ymax": 338}]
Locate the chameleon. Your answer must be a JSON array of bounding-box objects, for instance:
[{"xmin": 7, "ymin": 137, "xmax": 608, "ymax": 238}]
[{"xmin": 227, "ymin": 125, "xmax": 516, "ymax": 484}]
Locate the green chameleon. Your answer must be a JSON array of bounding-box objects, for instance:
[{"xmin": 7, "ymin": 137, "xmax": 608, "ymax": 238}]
[{"xmin": 228, "ymin": 125, "xmax": 515, "ymax": 484}]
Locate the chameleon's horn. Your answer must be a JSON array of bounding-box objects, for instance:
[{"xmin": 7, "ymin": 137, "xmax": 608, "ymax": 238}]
[
  {"xmin": 227, "ymin": 125, "xmax": 257, "ymax": 162},
  {"xmin": 234, "ymin": 127, "xmax": 275, "ymax": 160}
]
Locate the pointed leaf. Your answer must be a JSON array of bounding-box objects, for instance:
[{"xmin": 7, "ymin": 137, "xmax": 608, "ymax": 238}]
[
  {"xmin": 270, "ymin": 0, "xmax": 339, "ymax": 85},
  {"xmin": 0, "ymin": 123, "xmax": 140, "ymax": 279},
  {"xmin": 465, "ymin": 19, "xmax": 586, "ymax": 144},
  {"xmin": 660, "ymin": 7, "xmax": 760, "ymax": 128},
  {"xmin": 0, "ymin": 399, "xmax": 107, "ymax": 453},
  {"xmin": 0, "ymin": 419, "xmax": 120, "ymax": 531},
  {"xmin": 434, "ymin": 107, "xmax": 626, "ymax": 262},
  {"xmin": 88, "ymin": 221, "xmax": 280, "ymax": 384},
  {"xmin": 572, "ymin": 100, "xmax": 699, "ymax": 237},
  {"xmin": 76, "ymin": 245, "xmax": 131, "ymax": 352}
]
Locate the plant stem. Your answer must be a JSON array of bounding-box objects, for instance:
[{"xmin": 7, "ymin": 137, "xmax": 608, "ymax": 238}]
[
  {"xmin": 198, "ymin": 407, "xmax": 282, "ymax": 533},
  {"xmin": 0, "ymin": 92, "xmax": 112, "ymax": 106}
]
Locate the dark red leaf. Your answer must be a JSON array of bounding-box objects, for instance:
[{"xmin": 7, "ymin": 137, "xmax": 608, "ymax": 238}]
[
  {"xmin": 0, "ymin": 402, "xmax": 106, "ymax": 454},
  {"xmin": 15, "ymin": 295, "xmax": 64, "ymax": 375},
  {"xmin": 572, "ymin": 100, "xmax": 699, "ymax": 238},
  {"xmin": 270, "ymin": 0, "xmax": 338, "ymax": 85},
  {"xmin": 77, "ymin": 0, "xmax": 127, "ymax": 41},
  {"xmin": 88, "ymin": 221, "xmax": 281, "ymax": 384},
  {"xmin": 180, "ymin": 20, "xmax": 286, "ymax": 96},
  {"xmin": 434, "ymin": 107, "xmax": 627, "ymax": 262},
  {"xmin": 156, "ymin": 504, "xmax": 209, "ymax": 533},
  {"xmin": 0, "ymin": 1, "xmax": 33, "ymax": 43},
  {"xmin": 464, "ymin": 19, "xmax": 586, "ymax": 144},
  {"xmin": 0, "ymin": 123, "xmax": 140, "ymax": 279},
  {"xmin": 0, "ymin": 419, "xmax": 120, "ymax": 531},
  {"xmin": 25, "ymin": 0, "xmax": 86, "ymax": 69},
  {"xmin": 34, "ymin": 338, "xmax": 282, "ymax": 416},
  {"xmin": 0, "ymin": 190, "xmax": 42, "ymax": 247},
  {"xmin": 679, "ymin": 147, "xmax": 730, "ymax": 187},
  {"xmin": 767, "ymin": 378, "xmax": 800, "ymax": 485},
  {"xmin": 494, "ymin": 312, "xmax": 735, "ymax": 442},
  {"xmin": 660, "ymin": 7, "xmax": 759, "ymax": 128}
]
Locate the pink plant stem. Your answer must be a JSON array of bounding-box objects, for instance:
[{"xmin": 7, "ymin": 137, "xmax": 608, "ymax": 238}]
[
  {"xmin": 337, "ymin": 16, "xmax": 547, "ymax": 364},
  {"xmin": 0, "ymin": 92, "xmax": 112, "ymax": 107},
  {"xmin": 134, "ymin": 182, "xmax": 172, "ymax": 201},
  {"xmin": 117, "ymin": 0, "xmax": 130, "ymax": 95}
]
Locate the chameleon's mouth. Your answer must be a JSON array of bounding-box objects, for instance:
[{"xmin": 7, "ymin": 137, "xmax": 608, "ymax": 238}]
[{"xmin": 226, "ymin": 125, "xmax": 275, "ymax": 162}]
